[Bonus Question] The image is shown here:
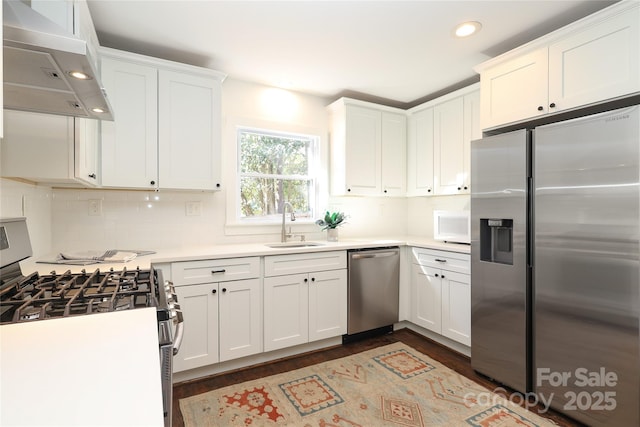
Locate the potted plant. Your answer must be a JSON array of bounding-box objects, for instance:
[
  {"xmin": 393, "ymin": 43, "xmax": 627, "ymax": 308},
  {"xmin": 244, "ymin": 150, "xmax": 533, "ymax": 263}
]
[{"xmin": 315, "ymin": 211, "xmax": 346, "ymax": 241}]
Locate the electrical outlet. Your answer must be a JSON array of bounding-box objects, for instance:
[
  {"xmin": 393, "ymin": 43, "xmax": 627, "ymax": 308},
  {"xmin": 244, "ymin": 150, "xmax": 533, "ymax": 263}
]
[
  {"xmin": 88, "ymin": 199, "xmax": 102, "ymax": 216},
  {"xmin": 186, "ymin": 201, "xmax": 202, "ymax": 216}
]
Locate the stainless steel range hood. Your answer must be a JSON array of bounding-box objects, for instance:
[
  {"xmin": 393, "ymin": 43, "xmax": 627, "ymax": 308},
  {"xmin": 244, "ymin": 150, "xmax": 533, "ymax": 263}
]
[{"xmin": 3, "ymin": 0, "xmax": 113, "ymax": 120}]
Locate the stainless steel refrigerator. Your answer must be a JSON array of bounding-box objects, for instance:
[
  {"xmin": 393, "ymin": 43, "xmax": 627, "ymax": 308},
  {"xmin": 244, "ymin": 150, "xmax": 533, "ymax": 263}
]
[{"xmin": 471, "ymin": 105, "xmax": 639, "ymax": 427}]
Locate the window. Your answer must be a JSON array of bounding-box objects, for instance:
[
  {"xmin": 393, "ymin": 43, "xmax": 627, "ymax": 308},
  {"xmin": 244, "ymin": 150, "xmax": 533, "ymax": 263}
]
[{"xmin": 238, "ymin": 127, "xmax": 317, "ymax": 222}]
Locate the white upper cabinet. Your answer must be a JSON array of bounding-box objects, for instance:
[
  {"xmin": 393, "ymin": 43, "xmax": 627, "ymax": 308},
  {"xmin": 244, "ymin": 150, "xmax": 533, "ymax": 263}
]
[
  {"xmin": 407, "ymin": 84, "xmax": 480, "ymax": 197},
  {"xmin": 158, "ymin": 70, "xmax": 222, "ymax": 190},
  {"xmin": 328, "ymin": 99, "xmax": 406, "ymax": 196},
  {"xmin": 476, "ymin": 1, "xmax": 639, "ymax": 130},
  {"xmin": 406, "ymin": 107, "xmax": 434, "ymax": 196},
  {"xmin": 1, "ymin": 110, "xmax": 100, "ymax": 187},
  {"xmin": 99, "ymin": 48, "xmax": 225, "ymax": 191},
  {"xmin": 100, "ymin": 57, "xmax": 158, "ymax": 189}
]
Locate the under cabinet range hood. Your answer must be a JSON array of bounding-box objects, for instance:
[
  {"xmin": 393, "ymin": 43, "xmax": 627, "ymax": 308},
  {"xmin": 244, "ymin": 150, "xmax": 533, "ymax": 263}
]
[{"xmin": 3, "ymin": 0, "xmax": 113, "ymax": 120}]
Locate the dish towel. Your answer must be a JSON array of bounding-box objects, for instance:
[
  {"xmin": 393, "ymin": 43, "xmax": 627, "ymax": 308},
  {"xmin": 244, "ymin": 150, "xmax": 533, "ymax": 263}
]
[{"xmin": 57, "ymin": 250, "xmax": 138, "ymax": 264}]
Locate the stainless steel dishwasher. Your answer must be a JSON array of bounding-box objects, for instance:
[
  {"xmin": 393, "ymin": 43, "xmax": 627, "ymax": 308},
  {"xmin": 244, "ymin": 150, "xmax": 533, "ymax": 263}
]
[{"xmin": 345, "ymin": 247, "xmax": 400, "ymax": 342}]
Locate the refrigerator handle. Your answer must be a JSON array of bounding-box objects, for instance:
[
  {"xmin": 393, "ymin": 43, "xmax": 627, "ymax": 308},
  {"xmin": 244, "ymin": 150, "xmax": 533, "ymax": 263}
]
[{"xmin": 527, "ymin": 175, "xmax": 533, "ymax": 268}]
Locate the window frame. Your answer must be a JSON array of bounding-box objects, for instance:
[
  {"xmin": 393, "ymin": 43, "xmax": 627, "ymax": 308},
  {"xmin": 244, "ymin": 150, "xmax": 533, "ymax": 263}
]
[{"xmin": 235, "ymin": 126, "xmax": 320, "ymax": 225}]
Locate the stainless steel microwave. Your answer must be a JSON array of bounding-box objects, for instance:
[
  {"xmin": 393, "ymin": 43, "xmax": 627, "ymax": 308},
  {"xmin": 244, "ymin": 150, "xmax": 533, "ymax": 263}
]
[{"xmin": 433, "ymin": 210, "xmax": 470, "ymax": 244}]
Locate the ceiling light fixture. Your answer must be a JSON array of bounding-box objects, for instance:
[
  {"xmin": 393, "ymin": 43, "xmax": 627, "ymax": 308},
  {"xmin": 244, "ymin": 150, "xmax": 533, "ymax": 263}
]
[
  {"xmin": 91, "ymin": 107, "xmax": 106, "ymax": 114},
  {"xmin": 454, "ymin": 21, "xmax": 482, "ymax": 38}
]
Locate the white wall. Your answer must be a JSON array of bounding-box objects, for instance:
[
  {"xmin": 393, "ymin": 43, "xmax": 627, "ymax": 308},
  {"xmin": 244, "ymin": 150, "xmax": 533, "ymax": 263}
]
[{"xmin": 407, "ymin": 194, "xmax": 470, "ymax": 237}]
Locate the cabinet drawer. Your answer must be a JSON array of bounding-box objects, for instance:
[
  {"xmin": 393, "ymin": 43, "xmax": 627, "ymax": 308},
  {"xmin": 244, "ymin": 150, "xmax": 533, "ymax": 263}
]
[
  {"xmin": 411, "ymin": 248, "xmax": 470, "ymax": 274},
  {"xmin": 172, "ymin": 257, "xmax": 260, "ymax": 285},
  {"xmin": 264, "ymin": 251, "xmax": 347, "ymax": 277}
]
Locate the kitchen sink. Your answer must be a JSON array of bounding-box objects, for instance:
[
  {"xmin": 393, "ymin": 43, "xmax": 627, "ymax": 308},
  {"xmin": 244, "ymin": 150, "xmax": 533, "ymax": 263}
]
[{"xmin": 265, "ymin": 242, "xmax": 325, "ymax": 248}]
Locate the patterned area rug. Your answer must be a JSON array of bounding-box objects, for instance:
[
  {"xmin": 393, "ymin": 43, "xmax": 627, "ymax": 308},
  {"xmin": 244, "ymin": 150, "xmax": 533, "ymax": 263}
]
[{"xmin": 179, "ymin": 342, "xmax": 556, "ymax": 427}]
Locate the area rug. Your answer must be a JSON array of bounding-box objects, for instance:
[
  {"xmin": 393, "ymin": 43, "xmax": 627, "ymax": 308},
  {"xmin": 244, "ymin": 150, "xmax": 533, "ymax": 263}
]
[{"xmin": 179, "ymin": 342, "xmax": 556, "ymax": 427}]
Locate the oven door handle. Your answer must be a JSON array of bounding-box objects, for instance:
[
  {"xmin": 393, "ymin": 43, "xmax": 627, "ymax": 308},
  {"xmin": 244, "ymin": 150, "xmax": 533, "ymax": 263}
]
[{"xmin": 172, "ymin": 310, "xmax": 185, "ymax": 356}]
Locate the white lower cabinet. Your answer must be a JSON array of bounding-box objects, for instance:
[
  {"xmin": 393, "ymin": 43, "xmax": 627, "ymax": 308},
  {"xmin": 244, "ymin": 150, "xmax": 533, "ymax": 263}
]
[
  {"xmin": 263, "ymin": 251, "xmax": 348, "ymax": 352},
  {"xmin": 410, "ymin": 248, "xmax": 471, "ymax": 346},
  {"xmin": 172, "ymin": 258, "xmax": 262, "ymax": 372}
]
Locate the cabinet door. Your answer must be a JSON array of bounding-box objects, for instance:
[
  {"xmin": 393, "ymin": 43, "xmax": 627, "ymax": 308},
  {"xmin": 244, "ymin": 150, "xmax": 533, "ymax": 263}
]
[
  {"xmin": 441, "ymin": 271, "xmax": 471, "ymax": 346},
  {"xmin": 100, "ymin": 57, "xmax": 158, "ymax": 189},
  {"xmin": 433, "ymin": 97, "xmax": 465, "ymax": 195},
  {"xmin": 158, "ymin": 70, "xmax": 221, "ymax": 190},
  {"xmin": 462, "ymin": 90, "xmax": 481, "ymax": 192},
  {"xmin": 308, "ymin": 269, "xmax": 347, "ymax": 342},
  {"xmin": 344, "ymin": 105, "xmax": 381, "ymax": 195},
  {"xmin": 480, "ymin": 48, "xmax": 548, "ymax": 129},
  {"xmin": 173, "ymin": 283, "xmax": 219, "ymax": 372},
  {"xmin": 407, "ymin": 107, "xmax": 434, "ymax": 196},
  {"xmin": 548, "ymin": 9, "xmax": 639, "ymax": 111},
  {"xmin": 219, "ymin": 278, "xmax": 262, "ymax": 362},
  {"xmin": 264, "ymin": 274, "xmax": 309, "ymax": 352},
  {"xmin": 381, "ymin": 111, "xmax": 406, "ymax": 195},
  {"xmin": 74, "ymin": 118, "xmax": 99, "ymax": 186},
  {"xmin": 411, "ymin": 264, "xmax": 442, "ymax": 333}
]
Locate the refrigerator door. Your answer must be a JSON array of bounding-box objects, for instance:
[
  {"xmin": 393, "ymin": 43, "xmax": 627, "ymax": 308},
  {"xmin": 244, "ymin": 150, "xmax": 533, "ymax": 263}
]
[
  {"xmin": 471, "ymin": 129, "xmax": 530, "ymax": 393},
  {"xmin": 534, "ymin": 106, "xmax": 639, "ymax": 427}
]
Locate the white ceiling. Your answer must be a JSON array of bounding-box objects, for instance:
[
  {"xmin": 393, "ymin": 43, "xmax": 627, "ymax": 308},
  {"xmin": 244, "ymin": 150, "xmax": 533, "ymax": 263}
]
[{"xmin": 87, "ymin": 0, "xmax": 617, "ymax": 108}]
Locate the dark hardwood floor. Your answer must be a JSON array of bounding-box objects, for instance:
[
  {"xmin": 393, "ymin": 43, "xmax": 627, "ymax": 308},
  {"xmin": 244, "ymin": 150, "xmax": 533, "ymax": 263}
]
[{"xmin": 172, "ymin": 328, "xmax": 585, "ymax": 427}]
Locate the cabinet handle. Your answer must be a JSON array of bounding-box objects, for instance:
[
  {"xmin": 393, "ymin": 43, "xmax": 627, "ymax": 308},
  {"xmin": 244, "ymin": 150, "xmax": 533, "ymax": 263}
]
[
  {"xmin": 211, "ymin": 269, "xmax": 226, "ymax": 274},
  {"xmin": 434, "ymin": 258, "xmax": 447, "ymax": 263},
  {"xmin": 537, "ymin": 106, "xmax": 544, "ymax": 111},
  {"xmin": 88, "ymin": 173, "xmax": 96, "ymax": 179},
  {"xmin": 212, "ymin": 289, "xmax": 217, "ymax": 294},
  {"xmin": 222, "ymin": 288, "xmax": 227, "ymax": 293},
  {"xmin": 549, "ymin": 102, "xmax": 556, "ymax": 108}
]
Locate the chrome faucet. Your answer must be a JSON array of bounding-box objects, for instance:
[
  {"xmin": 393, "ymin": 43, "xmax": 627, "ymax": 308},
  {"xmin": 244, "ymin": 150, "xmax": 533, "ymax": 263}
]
[{"xmin": 281, "ymin": 202, "xmax": 303, "ymax": 242}]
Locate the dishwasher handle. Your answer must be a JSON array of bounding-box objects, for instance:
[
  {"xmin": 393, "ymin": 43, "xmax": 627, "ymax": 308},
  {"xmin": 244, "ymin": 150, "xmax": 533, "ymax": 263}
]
[{"xmin": 350, "ymin": 250, "xmax": 398, "ymax": 260}]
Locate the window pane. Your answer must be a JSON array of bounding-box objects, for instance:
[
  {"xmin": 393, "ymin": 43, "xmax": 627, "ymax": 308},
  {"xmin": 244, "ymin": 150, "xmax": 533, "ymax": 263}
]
[
  {"xmin": 240, "ymin": 132, "xmax": 310, "ymax": 176},
  {"xmin": 240, "ymin": 177, "xmax": 311, "ymax": 218}
]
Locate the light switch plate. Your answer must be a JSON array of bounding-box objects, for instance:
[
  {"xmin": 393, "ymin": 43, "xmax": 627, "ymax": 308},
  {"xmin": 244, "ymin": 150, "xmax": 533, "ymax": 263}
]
[
  {"xmin": 88, "ymin": 200, "xmax": 102, "ymax": 216},
  {"xmin": 186, "ymin": 201, "xmax": 202, "ymax": 216}
]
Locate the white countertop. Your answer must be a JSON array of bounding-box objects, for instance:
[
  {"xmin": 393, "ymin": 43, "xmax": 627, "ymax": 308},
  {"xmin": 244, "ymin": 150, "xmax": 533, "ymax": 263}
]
[
  {"xmin": 22, "ymin": 236, "xmax": 470, "ymax": 274},
  {"xmin": 0, "ymin": 308, "xmax": 164, "ymax": 427}
]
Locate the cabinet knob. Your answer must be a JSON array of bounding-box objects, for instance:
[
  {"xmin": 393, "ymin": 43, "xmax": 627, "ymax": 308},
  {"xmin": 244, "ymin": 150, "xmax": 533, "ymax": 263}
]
[
  {"xmin": 549, "ymin": 102, "xmax": 556, "ymax": 108},
  {"xmin": 212, "ymin": 289, "xmax": 217, "ymax": 294},
  {"xmin": 88, "ymin": 173, "xmax": 96, "ymax": 179},
  {"xmin": 435, "ymin": 273, "xmax": 439, "ymax": 277},
  {"xmin": 222, "ymin": 288, "xmax": 227, "ymax": 293},
  {"xmin": 347, "ymin": 188, "xmax": 351, "ymax": 192},
  {"xmin": 150, "ymin": 180, "xmax": 156, "ymax": 185},
  {"xmin": 537, "ymin": 106, "xmax": 544, "ymax": 111},
  {"xmin": 304, "ymin": 278, "xmax": 308, "ymax": 283},
  {"xmin": 216, "ymin": 183, "xmax": 221, "ymax": 188},
  {"xmin": 464, "ymin": 186, "xmax": 468, "ymax": 190},
  {"xmin": 311, "ymin": 277, "xmax": 315, "ymax": 282},
  {"xmin": 428, "ymin": 189, "xmax": 432, "ymax": 193},
  {"xmin": 384, "ymin": 189, "xmax": 388, "ymax": 193},
  {"xmin": 457, "ymin": 187, "xmax": 461, "ymax": 190},
  {"xmin": 442, "ymin": 275, "xmax": 445, "ymax": 279}
]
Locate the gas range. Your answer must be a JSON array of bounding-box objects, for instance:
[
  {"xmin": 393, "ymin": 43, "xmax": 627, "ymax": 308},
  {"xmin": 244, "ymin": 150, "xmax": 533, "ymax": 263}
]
[{"xmin": 0, "ymin": 267, "xmax": 161, "ymax": 324}]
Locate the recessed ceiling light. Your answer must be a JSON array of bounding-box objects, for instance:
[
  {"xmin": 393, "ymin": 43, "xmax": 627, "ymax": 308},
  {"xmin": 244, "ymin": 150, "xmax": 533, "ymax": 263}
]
[
  {"xmin": 68, "ymin": 71, "xmax": 93, "ymax": 80},
  {"xmin": 91, "ymin": 107, "xmax": 106, "ymax": 113},
  {"xmin": 454, "ymin": 21, "xmax": 482, "ymax": 38}
]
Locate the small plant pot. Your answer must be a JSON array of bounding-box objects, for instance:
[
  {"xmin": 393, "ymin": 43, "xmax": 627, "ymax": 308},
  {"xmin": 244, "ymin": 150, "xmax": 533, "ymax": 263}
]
[{"xmin": 327, "ymin": 228, "xmax": 339, "ymax": 242}]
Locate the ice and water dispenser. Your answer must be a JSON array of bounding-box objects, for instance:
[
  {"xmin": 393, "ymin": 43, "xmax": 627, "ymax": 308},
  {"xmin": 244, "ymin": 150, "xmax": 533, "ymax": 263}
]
[{"xmin": 480, "ymin": 218, "xmax": 513, "ymax": 265}]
